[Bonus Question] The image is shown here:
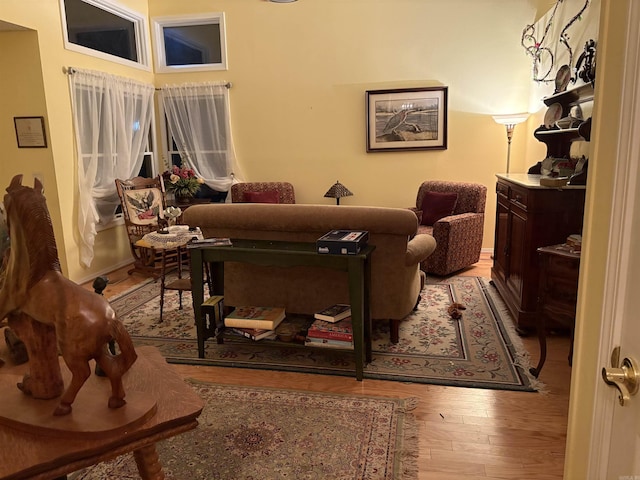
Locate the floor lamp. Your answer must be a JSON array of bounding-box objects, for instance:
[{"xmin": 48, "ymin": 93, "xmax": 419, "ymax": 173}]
[{"xmin": 492, "ymin": 113, "xmax": 529, "ymax": 174}]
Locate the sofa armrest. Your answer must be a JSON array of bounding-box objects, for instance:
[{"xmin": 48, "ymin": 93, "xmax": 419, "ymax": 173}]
[{"xmin": 405, "ymin": 233, "xmax": 437, "ymax": 266}]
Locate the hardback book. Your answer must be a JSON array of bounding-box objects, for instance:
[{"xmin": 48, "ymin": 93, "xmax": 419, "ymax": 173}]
[
  {"xmin": 307, "ymin": 317, "xmax": 353, "ymax": 342},
  {"xmin": 314, "ymin": 303, "xmax": 351, "ymax": 323},
  {"xmin": 224, "ymin": 306, "xmax": 286, "ymax": 330},
  {"xmin": 305, "ymin": 336, "xmax": 354, "ymax": 350},
  {"xmin": 229, "ymin": 327, "xmax": 277, "ymax": 341}
]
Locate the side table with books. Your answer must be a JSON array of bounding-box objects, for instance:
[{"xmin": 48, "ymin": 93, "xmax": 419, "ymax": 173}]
[
  {"xmin": 189, "ymin": 238, "xmax": 375, "ymax": 380},
  {"xmin": 530, "ymin": 243, "xmax": 581, "ymax": 377}
]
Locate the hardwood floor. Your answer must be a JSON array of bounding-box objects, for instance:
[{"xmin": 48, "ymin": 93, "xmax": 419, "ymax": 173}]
[{"xmin": 87, "ymin": 252, "xmax": 572, "ymax": 479}]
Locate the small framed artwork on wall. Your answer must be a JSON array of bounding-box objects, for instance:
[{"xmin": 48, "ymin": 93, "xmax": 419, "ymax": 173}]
[
  {"xmin": 366, "ymin": 86, "xmax": 448, "ymax": 152},
  {"xmin": 14, "ymin": 116, "xmax": 47, "ymax": 148}
]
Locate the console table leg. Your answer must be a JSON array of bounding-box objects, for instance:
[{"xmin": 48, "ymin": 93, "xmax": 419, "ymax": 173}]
[{"xmin": 133, "ymin": 444, "xmax": 165, "ymax": 480}]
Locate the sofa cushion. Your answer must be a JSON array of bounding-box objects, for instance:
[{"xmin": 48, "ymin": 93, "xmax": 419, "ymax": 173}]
[
  {"xmin": 244, "ymin": 190, "xmax": 280, "ymax": 203},
  {"xmin": 420, "ymin": 191, "xmax": 458, "ymax": 225}
]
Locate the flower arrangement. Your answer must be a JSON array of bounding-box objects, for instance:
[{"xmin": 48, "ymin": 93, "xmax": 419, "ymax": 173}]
[{"xmin": 162, "ymin": 163, "xmax": 204, "ymax": 198}]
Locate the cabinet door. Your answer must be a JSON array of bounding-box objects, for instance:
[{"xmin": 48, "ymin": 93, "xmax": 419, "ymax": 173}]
[
  {"xmin": 507, "ymin": 208, "xmax": 527, "ymax": 301},
  {"xmin": 493, "ymin": 200, "xmax": 510, "ymax": 281}
]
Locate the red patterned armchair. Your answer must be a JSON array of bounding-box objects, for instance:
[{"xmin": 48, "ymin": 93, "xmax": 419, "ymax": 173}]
[
  {"xmin": 231, "ymin": 182, "xmax": 296, "ymax": 204},
  {"xmin": 410, "ymin": 180, "xmax": 487, "ymax": 276}
]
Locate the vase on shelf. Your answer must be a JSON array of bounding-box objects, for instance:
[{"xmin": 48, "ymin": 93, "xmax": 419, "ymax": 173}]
[{"xmin": 175, "ymin": 194, "xmax": 194, "ymax": 205}]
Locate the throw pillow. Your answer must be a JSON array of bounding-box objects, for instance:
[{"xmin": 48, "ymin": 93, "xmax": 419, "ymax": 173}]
[
  {"xmin": 244, "ymin": 190, "xmax": 280, "ymax": 204},
  {"xmin": 420, "ymin": 191, "xmax": 458, "ymax": 225}
]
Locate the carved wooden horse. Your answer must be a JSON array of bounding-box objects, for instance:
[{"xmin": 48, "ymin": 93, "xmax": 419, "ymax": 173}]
[{"xmin": 0, "ymin": 175, "xmax": 137, "ymax": 415}]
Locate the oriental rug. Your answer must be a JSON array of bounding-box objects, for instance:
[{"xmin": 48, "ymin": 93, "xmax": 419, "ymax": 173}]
[
  {"xmin": 72, "ymin": 381, "xmax": 418, "ymax": 480},
  {"xmin": 110, "ymin": 276, "xmax": 539, "ymax": 391}
]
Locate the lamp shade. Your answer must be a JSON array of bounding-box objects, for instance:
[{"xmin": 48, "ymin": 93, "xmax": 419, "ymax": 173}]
[
  {"xmin": 324, "ymin": 181, "xmax": 353, "ymax": 204},
  {"xmin": 492, "ymin": 113, "xmax": 529, "ymax": 126}
]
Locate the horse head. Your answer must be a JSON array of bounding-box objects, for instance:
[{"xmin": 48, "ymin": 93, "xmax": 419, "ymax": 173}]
[{"xmin": 3, "ymin": 174, "xmax": 60, "ymax": 286}]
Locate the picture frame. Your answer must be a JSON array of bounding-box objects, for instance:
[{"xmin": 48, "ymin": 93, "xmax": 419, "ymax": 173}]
[
  {"xmin": 14, "ymin": 116, "xmax": 47, "ymax": 148},
  {"xmin": 366, "ymin": 86, "xmax": 448, "ymax": 152}
]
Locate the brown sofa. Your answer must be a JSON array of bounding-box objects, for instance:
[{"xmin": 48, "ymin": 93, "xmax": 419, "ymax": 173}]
[{"xmin": 183, "ymin": 203, "xmax": 436, "ymax": 342}]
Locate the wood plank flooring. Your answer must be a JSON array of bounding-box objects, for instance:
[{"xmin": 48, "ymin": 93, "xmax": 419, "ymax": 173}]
[{"xmin": 86, "ymin": 252, "xmax": 572, "ymax": 479}]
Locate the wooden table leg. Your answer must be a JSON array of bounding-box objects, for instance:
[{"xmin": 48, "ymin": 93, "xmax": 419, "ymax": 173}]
[
  {"xmin": 530, "ymin": 314, "xmax": 547, "ymax": 378},
  {"xmin": 133, "ymin": 443, "xmax": 165, "ymax": 480}
]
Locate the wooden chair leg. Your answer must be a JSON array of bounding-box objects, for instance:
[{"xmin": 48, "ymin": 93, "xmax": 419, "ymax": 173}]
[{"xmin": 389, "ymin": 319, "xmax": 400, "ymax": 344}]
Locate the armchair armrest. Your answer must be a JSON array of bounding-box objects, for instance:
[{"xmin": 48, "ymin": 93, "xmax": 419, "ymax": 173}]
[
  {"xmin": 432, "ymin": 212, "xmax": 484, "ymax": 236},
  {"xmin": 426, "ymin": 212, "xmax": 485, "ymax": 275},
  {"xmin": 405, "ymin": 233, "xmax": 437, "ymax": 266}
]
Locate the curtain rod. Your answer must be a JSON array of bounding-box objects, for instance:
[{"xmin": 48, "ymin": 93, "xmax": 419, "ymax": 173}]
[
  {"xmin": 156, "ymin": 82, "xmax": 232, "ymax": 90},
  {"xmin": 63, "ymin": 67, "xmax": 232, "ymax": 89}
]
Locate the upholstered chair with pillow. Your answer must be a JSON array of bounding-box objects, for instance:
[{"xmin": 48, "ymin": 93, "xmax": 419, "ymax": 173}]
[
  {"xmin": 410, "ymin": 180, "xmax": 487, "ymax": 276},
  {"xmin": 231, "ymin": 182, "xmax": 296, "ymax": 204}
]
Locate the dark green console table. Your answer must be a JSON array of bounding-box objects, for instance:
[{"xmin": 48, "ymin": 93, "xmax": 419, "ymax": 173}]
[{"xmin": 188, "ymin": 238, "xmax": 375, "ymax": 380}]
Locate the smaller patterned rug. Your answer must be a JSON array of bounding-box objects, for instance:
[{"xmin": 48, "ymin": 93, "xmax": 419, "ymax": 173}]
[
  {"xmin": 72, "ymin": 381, "xmax": 418, "ymax": 480},
  {"xmin": 110, "ymin": 276, "xmax": 538, "ymax": 391}
]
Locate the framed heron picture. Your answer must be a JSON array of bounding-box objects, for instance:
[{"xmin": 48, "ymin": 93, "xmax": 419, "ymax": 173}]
[{"xmin": 366, "ymin": 86, "xmax": 448, "ymax": 152}]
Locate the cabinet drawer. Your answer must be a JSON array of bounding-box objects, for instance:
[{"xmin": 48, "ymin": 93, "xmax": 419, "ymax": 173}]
[
  {"xmin": 546, "ymin": 255, "xmax": 580, "ymax": 279},
  {"xmin": 509, "ymin": 188, "xmax": 528, "ymax": 210},
  {"xmin": 496, "ymin": 182, "xmax": 509, "ymax": 200}
]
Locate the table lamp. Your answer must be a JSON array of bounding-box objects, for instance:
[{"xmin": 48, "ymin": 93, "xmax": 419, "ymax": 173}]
[{"xmin": 324, "ymin": 180, "xmax": 353, "ymax": 205}]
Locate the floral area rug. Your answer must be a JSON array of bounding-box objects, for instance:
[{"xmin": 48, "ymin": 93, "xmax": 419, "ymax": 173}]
[
  {"xmin": 72, "ymin": 381, "xmax": 418, "ymax": 480},
  {"xmin": 110, "ymin": 276, "xmax": 538, "ymax": 391}
]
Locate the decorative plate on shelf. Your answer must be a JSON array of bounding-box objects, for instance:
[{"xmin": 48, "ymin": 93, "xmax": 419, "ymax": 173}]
[
  {"xmin": 554, "ymin": 64, "xmax": 572, "ymax": 93},
  {"xmin": 544, "ymin": 103, "xmax": 563, "ymax": 129}
]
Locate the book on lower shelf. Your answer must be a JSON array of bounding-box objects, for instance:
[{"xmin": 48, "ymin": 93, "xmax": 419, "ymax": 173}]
[
  {"xmin": 223, "ymin": 306, "xmax": 286, "ymax": 330},
  {"xmin": 307, "ymin": 317, "xmax": 353, "ymax": 342},
  {"xmin": 305, "ymin": 336, "xmax": 354, "ymax": 350},
  {"xmin": 313, "ymin": 303, "xmax": 351, "ymax": 323},
  {"xmin": 229, "ymin": 327, "xmax": 277, "ymax": 341}
]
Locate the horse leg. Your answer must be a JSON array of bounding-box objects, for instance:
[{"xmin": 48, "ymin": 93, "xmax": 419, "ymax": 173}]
[
  {"xmin": 95, "ymin": 352, "xmax": 127, "ymax": 409},
  {"xmin": 54, "ymin": 360, "xmax": 91, "ymax": 416},
  {"xmin": 8, "ymin": 312, "xmax": 63, "ymax": 399}
]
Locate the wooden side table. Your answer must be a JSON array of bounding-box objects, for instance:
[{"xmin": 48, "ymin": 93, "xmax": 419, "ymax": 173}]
[
  {"xmin": 0, "ymin": 346, "xmax": 203, "ymax": 480},
  {"xmin": 530, "ymin": 244, "xmax": 581, "ymax": 377}
]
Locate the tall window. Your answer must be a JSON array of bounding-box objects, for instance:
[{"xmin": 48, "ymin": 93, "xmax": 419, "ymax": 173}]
[
  {"xmin": 69, "ymin": 68, "xmax": 155, "ymax": 267},
  {"xmin": 160, "ymin": 82, "xmax": 242, "ymax": 196},
  {"xmin": 60, "ymin": 0, "xmax": 150, "ymax": 69}
]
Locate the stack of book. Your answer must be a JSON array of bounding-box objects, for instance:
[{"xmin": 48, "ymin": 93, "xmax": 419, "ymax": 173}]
[
  {"xmin": 224, "ymin": 306, "xmax": 286, "ymax": 341},
  {"xmin": 305, "ymin": 314, "xmax": 353, "ymax": 350}
]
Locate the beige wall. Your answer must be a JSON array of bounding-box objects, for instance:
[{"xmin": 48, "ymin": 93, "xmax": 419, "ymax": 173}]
[
  {"xmin": 149, "ymin": 0, "xmax": 537, "ymax": 255},
  {"xmin": 0, "ymin": 0, "xmax": 540, "ymax": 283}
]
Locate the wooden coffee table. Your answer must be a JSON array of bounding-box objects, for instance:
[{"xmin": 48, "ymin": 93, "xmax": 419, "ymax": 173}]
[{"xmin": 0, "ymin": 344, "xmax": 203, "ymax": 480}]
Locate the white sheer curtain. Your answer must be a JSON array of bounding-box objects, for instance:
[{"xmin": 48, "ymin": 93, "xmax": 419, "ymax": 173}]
[
  {"xmin": 160, "ymin": 82, "xmax": 243, "ymax": 195},
  {"xmin": 69, "ymin": 68, "xmax": 155, "ymax": 267}
]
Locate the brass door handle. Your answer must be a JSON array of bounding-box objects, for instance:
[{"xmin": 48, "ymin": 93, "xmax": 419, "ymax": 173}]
[{"xmin": 602, "ymin": 346, "xmax": 640, "ymax": 406}]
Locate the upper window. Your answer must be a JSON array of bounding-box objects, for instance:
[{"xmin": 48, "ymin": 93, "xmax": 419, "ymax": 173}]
[
  {"xmin": 152, "ymin": 13, "xmax": 227, "ymax": 73},
  {"xmin": 60, "ymin": 0, "xmax": 150, "ymax": 69}
]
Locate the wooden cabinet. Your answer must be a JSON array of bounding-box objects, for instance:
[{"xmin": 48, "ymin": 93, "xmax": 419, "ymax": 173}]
[{"xmin": 490, "ymin": 174, "xmax": 585, "ymax": 332}]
